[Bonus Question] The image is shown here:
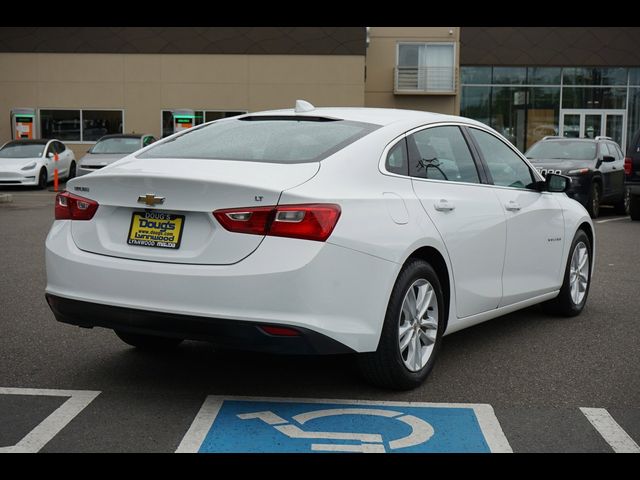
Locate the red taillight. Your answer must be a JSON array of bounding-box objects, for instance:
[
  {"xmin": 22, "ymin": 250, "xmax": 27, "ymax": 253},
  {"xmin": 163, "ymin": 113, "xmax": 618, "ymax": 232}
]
[
  {"xmin": 55, "ymin": 191, "xmax": 99, "ymax": 220},
  {"xmin": 624, "ymin": 157, "xmax": 633, "ymax": 176},
  {"xmin": 259, "ymin": 325, "xmax": 301, "ymax": 337},
  {"xmin": 213, "ymin": 203, "xmax": 341, "ymax": 242}
]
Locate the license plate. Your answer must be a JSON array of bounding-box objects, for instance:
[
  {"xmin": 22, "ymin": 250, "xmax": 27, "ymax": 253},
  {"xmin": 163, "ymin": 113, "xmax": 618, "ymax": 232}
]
[{"xmin": 127, "ymin": 211, "xmax": 185, "ymax": 249}]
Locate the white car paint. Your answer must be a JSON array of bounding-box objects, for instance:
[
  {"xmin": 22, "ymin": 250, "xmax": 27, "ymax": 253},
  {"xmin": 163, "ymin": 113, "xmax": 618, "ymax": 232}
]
[
  {"xmin": 0, "ymin": 139, "xmax": 75, "ymax": 187},
  {"xmin": 45, "ymin": 107, "xmax": 594, "ymax": 354}
]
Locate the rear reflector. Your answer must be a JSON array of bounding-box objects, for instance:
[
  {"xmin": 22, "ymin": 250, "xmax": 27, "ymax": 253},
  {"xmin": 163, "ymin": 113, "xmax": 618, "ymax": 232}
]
[
  {"xmin": 259, "ymin": 325, "xmax": 301, "ymax": 337},
  {"xmin": 213, "ymin": 203, "xmax": 341, "ymax": 242},
  {"xmin": 624, "ymin": 157, "xmax": 632, "ymax": 176},
  {"xmin": 55, "ymin": 191, "xmax": 99, "ymax": 220}
]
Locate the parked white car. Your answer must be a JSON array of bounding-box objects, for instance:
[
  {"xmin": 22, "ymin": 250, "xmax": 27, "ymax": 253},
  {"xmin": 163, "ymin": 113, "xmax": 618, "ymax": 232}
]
[
  {"xmin": 44, "ymin": 103, "xmax": 595, "ymax": 389},
  {"xmin": 0, "ymin": 139, "xmax": 76, "ymax": 188}
]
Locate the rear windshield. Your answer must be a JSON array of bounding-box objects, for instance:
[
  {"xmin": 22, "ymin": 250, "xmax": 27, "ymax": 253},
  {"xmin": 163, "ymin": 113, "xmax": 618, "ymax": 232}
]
[
  {"xmin": 0, "ymin": 143, "xmax": 45, "ymax": 158},
  {"xmin": 91, "ymin": 137, "xmax": 141, "ymax": 154},
  {"xmin": 137, "ymin": 118, "xmax": 380, "ymax": 163},
  {"xmin": 526, "ymin": 141, "xmax": 596, "ymax": 161}
]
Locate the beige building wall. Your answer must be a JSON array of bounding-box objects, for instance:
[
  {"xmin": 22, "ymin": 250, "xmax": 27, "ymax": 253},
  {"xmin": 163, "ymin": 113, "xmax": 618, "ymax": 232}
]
[
  {"xmin": 0, "ymin": 53, "xmax": 365, "ymax": 158},
  {"xmin": 365, "ymin": 27, "xmax": 460, "ymax": 115}
]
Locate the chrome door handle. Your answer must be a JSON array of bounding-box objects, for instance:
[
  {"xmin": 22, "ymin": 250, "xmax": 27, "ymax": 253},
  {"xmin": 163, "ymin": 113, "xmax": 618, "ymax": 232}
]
[
  {"xmin": 505, "ymin": 200, "xmax": 521, "ymax": 211},
  {"xmin": 434, "ymin": 199, "xmax": 455, "ymax": 211}
]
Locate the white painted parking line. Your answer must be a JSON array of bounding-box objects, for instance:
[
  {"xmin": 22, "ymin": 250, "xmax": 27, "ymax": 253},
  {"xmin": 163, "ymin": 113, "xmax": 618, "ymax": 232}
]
[
  {"xmin": 580, "ymin": 407, "xmax": 640, "ymax": 453},
  {"xmin": 177, "ymin": 396, "xmax": 512, "ymax": 453},
  {"xmin": 0, "ymin": 387, "xmax": 100, "ymax": 453},
  {"xmin": 595, "ymin": 216, "xmax": 629, "ymax": 224}
]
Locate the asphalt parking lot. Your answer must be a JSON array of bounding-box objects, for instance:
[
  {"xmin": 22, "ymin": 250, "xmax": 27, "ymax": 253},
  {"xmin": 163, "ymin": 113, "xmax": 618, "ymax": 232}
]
[{"xmin": 1, "ymin": 186, "xmax": 639, "ymax": 453}]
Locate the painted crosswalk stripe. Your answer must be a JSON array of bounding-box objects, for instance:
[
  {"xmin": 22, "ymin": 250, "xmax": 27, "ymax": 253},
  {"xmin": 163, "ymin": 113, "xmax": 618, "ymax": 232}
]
[{"xmin": 580, "ymin": 407, "xmax": 640, "ymax": 453}]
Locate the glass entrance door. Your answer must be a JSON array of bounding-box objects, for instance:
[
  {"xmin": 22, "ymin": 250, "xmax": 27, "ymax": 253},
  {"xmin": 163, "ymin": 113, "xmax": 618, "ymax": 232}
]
[{"xmin": 560, "ymin": 110, "xmax": 626, "ymax": 149}]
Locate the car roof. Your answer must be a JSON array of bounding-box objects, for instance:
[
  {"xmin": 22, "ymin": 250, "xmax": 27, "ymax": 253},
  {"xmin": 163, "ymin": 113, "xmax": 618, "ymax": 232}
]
[
  {"xmin": 97, "ymin": 134, "xmax": 151, "ymax": 141},
  {"xmin": 5, "ymin": 139, "xmax": 50, "ymax": 145},
  {"xmin": 241, "ymin": 107, "xmax": 487, "ymax": 128}
]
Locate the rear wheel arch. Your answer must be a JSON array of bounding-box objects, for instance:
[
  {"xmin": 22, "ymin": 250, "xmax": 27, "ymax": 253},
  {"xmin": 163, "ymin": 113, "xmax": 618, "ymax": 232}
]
[{"xmin": 405, "ymin": 246, "xmax": 451, "ymax": 332}]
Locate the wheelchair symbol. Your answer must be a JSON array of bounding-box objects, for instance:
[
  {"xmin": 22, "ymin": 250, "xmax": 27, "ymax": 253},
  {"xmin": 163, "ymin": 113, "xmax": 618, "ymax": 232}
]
[{"xmin": 238, "ymin": 408, "xmax": 434, "ymax": 453}]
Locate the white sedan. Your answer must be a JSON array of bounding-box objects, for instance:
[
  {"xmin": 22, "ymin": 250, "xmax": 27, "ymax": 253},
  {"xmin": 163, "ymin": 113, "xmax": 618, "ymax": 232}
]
[
  {"xmin": 44, "ymin": 102, "xmax": 594, "ymax": 389},
  {"xmin": 0, "ymin": 139, "xmax": 76, "ymax": 189}
]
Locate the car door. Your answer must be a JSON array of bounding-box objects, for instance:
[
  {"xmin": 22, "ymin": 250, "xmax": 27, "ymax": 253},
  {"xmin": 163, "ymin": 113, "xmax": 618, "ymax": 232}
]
[
  {"xmin": 407, "ymin": 124, "xmax": 507, "ymax": 318},
  {"xmin": 44, "ymin": 142, "xmax": 56, "ymax": 178},
  {"xmin": 53, "ymin": 141, "xmax": 69, "ymax": 176},
  {"xmin": 466, "ymin": 126, "xmax": 565, "ymax": 306},
  {"xmin": 607, "ymin": 141, "xmax": 625, "ymax": 197},
  {"xmin": 598, "ymin": 142, "xmax": 616, "ymax": 198}
]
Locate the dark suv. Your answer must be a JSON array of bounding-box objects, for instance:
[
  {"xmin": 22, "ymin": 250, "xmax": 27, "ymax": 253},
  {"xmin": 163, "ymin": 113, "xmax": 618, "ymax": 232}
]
[
  {"xmin": 625, "ymin": 128, "xmax": 640, "ymax": 220},
  {"xmin": 525, "ymin": 136, "xmax": 627, "ymax": 218}
]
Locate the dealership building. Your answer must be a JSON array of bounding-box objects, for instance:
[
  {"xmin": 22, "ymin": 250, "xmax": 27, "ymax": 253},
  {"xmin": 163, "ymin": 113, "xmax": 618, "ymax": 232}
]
[{"xmin": 1, "ymin": 26, "xmax": 639, "ymax": 158}]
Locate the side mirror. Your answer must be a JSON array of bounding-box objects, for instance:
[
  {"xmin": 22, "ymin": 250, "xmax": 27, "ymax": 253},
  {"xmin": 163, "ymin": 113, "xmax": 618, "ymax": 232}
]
[
  {"xmin": 47, "ymin": 152, "xmax": 54, "ymax": 159},
  {"xmin": 602, "ymin": 155, "xmax": 616, "ymax": 163},
  {"xmin": 545, "ymin": 173, "xmax": 571, "ymax": 193}
]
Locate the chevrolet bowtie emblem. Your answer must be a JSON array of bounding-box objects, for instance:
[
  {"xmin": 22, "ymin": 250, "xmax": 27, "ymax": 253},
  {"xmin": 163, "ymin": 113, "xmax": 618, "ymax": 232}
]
[{"xmin": 138, "ymin": 194, "xmax": 165, "ymax": 206}]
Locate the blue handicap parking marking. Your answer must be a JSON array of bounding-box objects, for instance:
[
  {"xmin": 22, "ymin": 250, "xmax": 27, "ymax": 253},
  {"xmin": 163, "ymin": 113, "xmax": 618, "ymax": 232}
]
[{"xmin": 177, "ymin": 397, "xmax": 512, "ymax": 453}]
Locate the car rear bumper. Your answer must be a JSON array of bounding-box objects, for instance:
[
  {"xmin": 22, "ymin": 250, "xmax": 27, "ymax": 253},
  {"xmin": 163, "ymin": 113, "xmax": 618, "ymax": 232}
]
[
  {"xmin": 45, "ymin": 220, "xmax": 399, "ymax": 353},
  {"xmin": 45, "ymin": 294, "xmax": 354, "ymax": 354}
]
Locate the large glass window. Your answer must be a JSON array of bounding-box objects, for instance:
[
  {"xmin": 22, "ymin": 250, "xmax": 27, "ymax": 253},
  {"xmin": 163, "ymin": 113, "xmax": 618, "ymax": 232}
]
[
  {"xmin": 397, "ymin": 43, "xmax": 455, "ymax": 92},
  {"xmin": 39, "ymin": 110, "xmax": 80, "ymax": 141},
  {"xmin": 630, "ymin": 69, "xmax": 640, "ymax": 86},
  {"xmin": 563, "ymin": 67, "xmax": 628, "ymax": 86},
  {"xmin": 527, "ymin": 67, "xmax": 561, "ymax": 85},
  {"xmin": 490, "ymin": 87, "xmax": 528, "ymax": 148},
  {"xmin": 628, "ymin": 88, "xmax": 640, "ymax": 149},
  {"xmin": 140, "ymin": 118, "xmax": 379, "ymax": 163},
  {"xmin": 39, "ymin": 109, "xmax": 123, "ymax": 142},
  {"xmin": 469, "ymin": 128, "xmax": 534, "ymax": 189},
  {"xmin": 461, "ymin": 66, "xmax": 491, "ymax": 85},
  {"xmin": 82, "ymin": 110, "xmax": 123, "ymax": 141},
  {"xmin": 492, "ymin": 67, "xmax": 526, "ymax": 85},
  {"xmin": 460, "ymin": 86, "xmax": 491, "ymax": 125},
  {"xmin": 562, "ymin": 87, "xmax": 626, "ymax": 109},
  {"xmin": 527, "ymin": 87, "xmax": 560, "ymax": 149},
  {"xmin": 408, "ymin": 126, "xmax": 480, "ymax": 183}
]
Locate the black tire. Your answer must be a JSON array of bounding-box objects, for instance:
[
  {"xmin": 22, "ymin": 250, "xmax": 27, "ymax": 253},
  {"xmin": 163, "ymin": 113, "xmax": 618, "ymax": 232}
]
[
  {"xmin": 115, "ymin": 330, "xmax": 183, "ymax": 350},
  {"xmin": 542, "ymin": 229, "xmax": 592, "ymax": 317},
  {"xmin": 357, "ymin": 259, "xmax": 445, "ymax": 390},
  {"xmin": 37, "ymin": 168, "xmax": 48, "ymax": 190},
  {"xmin": 586, "ymin": 182, "xmax": 600, "ymax": 219},
  {"xmin": 613, "ymin": 187, "xmax": 630, "ymax": 215},
  {"xmin": 67, "ymin": 161, "xmax": 76, "ymax": 180},
  {"xmin": 630, "ymin": 193, "xmax": 640, "ymax": 221}
]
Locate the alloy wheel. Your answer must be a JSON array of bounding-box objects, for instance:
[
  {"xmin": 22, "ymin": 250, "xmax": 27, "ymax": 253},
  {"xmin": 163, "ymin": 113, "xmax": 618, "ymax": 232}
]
[{"xmin": 398, "ymin": 279, "xmax": 439, "ymax": 372}]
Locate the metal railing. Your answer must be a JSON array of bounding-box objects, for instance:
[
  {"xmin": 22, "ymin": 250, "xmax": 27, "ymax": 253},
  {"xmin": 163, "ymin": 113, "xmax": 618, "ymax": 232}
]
[{"xmin": 394, "ymin": 66, "xmax": 456, "ymax": 94}]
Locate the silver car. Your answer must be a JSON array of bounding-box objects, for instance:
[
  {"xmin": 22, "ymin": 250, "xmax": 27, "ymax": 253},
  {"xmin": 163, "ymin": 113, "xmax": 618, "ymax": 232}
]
[{"xmin": 77, "ymin": 134, "xmax": 156, "ymax": 176}]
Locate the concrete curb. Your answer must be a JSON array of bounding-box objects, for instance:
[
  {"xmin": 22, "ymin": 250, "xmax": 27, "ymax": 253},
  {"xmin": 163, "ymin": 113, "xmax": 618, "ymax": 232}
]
[{"xmin": 0, "ymin": 193, "xmax": 13, "ymax": 203}]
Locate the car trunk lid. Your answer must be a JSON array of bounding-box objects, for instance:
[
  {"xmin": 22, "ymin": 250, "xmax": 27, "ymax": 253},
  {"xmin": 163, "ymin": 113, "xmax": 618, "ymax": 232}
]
[{"xmin": 67, "ymin": 157, "xmax": 319, "ymax": 265}]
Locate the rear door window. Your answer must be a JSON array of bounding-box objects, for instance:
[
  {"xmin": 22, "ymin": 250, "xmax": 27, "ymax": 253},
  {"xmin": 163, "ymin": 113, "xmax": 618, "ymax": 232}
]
[{"xmin": 407, "ymin": 126, "xmax": 480, "ymax": 184}]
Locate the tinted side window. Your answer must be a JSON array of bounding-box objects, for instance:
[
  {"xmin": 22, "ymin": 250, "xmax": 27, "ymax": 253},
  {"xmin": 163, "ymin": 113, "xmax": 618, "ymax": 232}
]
[
  {"xmin": 45, "ymin": 143, "xmax": 56, "ymax": 156},
  {"xmin": 469, "ymin": 128, "xmax": 534, "ymax": 189},
  {"xmin": 407, "ymin": 126, "xmax": 480, "ymax": 183},
  {"xmin": 55, "ymin": 141, "xmax": 65, "ymax": 153},
  {"xmin": 385, "ymin": 138, "xmax": 408, "ymax": 175}
]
